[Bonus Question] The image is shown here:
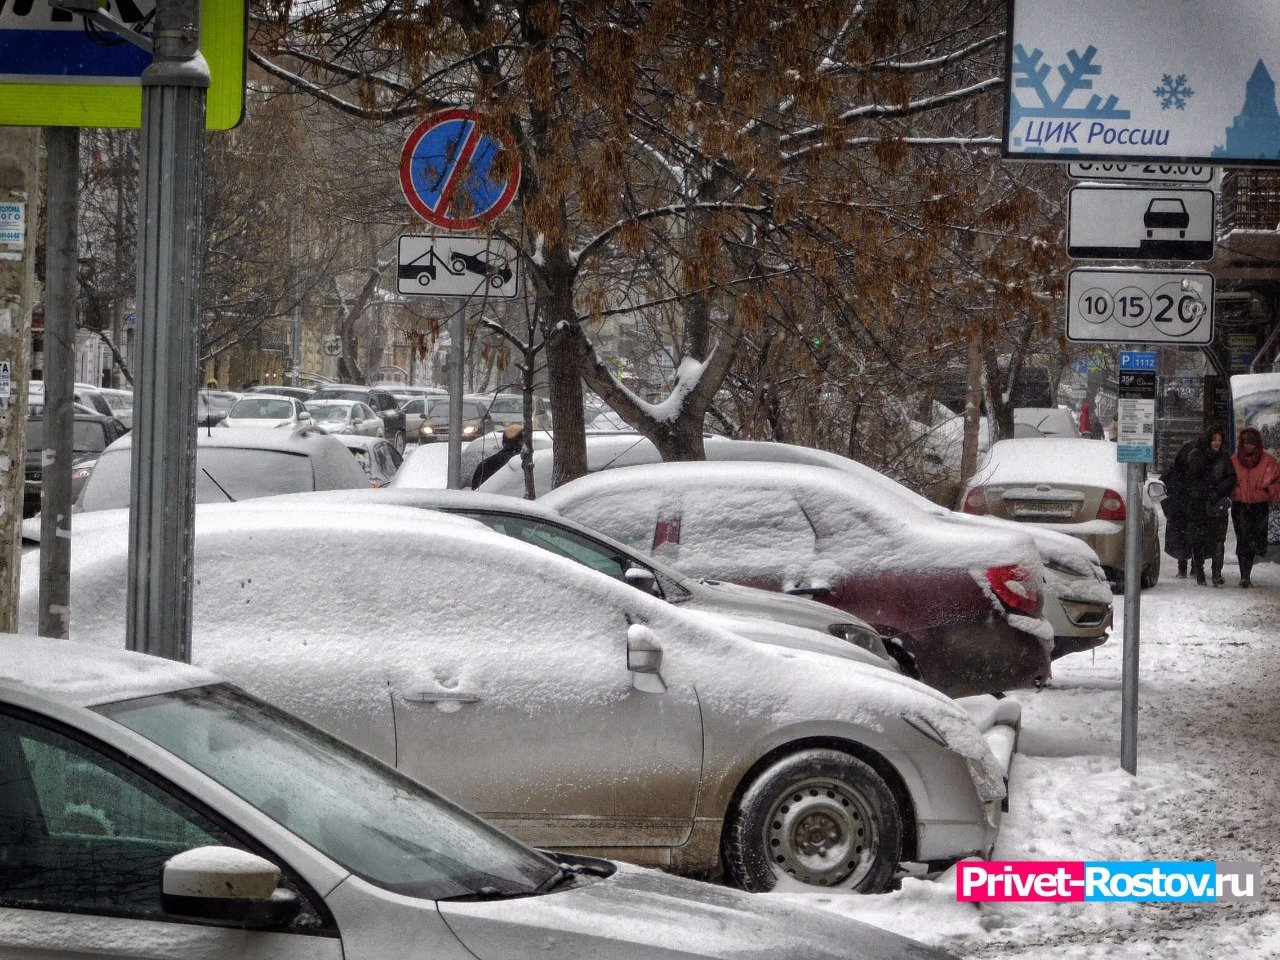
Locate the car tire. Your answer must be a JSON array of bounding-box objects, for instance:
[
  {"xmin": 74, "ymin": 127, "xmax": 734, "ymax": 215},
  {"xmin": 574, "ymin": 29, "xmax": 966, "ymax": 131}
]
[
  {"xmin": 392, "ymin": 429, "xmax": 406, "ymax": 454},
  {"xmin": 723, "ymin": 748, "xmax": 901, "ymax": 894},
  {"xmin": 1140, "ymin": 559, "xmax": 1160, "ymax": 589}
]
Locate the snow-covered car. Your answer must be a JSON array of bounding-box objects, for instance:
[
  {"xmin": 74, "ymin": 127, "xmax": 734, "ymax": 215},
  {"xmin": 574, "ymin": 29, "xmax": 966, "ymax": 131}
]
[
  {"xmin": 0, "ymin": 634, "xmax": 957, "ymax": 960},
  {"xmin": 482, "ymin": 435, "xmax": 1113, "ymax": 659},
  {"xmin": 306, "ymin": 399, "xmax": 384, "ymax": 437},
  {"xmin": 687, "ymin": 439, "xmax": 1114, "ymax": 660},
  {"xmin": 73, "ymin": 427, "xmax": 369, "ymax": 514},
  {"xmin": 960, "ymin": 438, "xmax": 1162, "ymax": 591},
  {"xmin": 336, "ymin": 435, "xmax": 404, "ymax": 487},
  {"xmin": 263, "ymin": 487, "xmax": 898, "ymax": 670},
  {"xmin": 220, "ymin": 394, "xmax": 311, "ymax": 430},
  {"xmin": 22, "ymin": 502, "xmax": 1017, "ymax": 894},
  {"xmin": 542, "ymin": 461, "xmax": 1055, "ymax": 698}
]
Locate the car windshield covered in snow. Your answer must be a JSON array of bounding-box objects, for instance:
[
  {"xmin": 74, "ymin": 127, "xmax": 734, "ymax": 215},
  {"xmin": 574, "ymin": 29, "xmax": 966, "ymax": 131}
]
[
  {"xmin": 102, "ymin": 683, "xmax": 557, "ymax": 900},
  {"xmin": 229, "ymin": 397, "xmax": 295, "ymax": 419}
]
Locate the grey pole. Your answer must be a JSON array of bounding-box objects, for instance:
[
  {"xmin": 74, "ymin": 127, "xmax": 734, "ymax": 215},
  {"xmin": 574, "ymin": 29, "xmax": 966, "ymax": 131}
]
[
  {"xmin": 447, "ymin": 298, "xmax": 465, "ymax": 488},
  {"xmin": 1120, "ymin": 460, "xmax": 1142, "ymax": 774},
  {"xmin": 38, "ymin": 127, "xmax": 79, "ymax": 639},
  {"xmin": 125, "ymin": 0, "xmax": 209, "ymax": 662}
]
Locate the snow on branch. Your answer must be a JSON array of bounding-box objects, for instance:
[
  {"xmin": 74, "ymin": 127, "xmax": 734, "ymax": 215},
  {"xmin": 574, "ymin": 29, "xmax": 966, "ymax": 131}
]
[
  {"xmin": 824, "ymin": 33, "xmax": 1004, "ymax": 75},
  {"xmin": 780, "ymin": 76, "xmax": 1003, "ymax": 162},
  {"xmin": 249, "ymin": 50, "xmax": 423, "ymax": 121}
]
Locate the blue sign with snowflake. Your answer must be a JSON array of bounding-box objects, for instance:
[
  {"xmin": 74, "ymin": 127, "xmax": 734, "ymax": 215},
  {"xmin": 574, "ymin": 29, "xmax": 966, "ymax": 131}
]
[{"xmin": 1006, "ymin": 0, "xmax": 1280, "ymax": 165}]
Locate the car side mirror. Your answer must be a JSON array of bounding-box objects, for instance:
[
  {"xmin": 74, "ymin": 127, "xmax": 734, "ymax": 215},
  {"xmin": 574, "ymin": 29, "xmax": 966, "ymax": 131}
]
[
  {"xmin": 162, "ymin": 846, "xmax": 300, "ymax": 930},
  {"xmin": 1145, "ymin": 479, "xmax": 1167, "ymax": 502},
  {"xmin": 626, "ymin": 624, "xmax": 666, "ymax": 693},
  {"xmin": 297, "ymin": 411, "xmax": 310, "ymax": 421},
  {"xmin": 624, "ymin": 566, "xmax": 660, "ymax": 595}
]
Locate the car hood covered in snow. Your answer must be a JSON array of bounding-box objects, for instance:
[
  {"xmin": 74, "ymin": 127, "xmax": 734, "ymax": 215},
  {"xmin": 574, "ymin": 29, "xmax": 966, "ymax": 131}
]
[{"xmin": 441, "ymin": 862, "xmax": 956, "ymax": 960}]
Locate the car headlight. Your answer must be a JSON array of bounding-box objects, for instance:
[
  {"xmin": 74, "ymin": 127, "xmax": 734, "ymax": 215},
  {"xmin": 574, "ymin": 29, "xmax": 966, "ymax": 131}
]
[
  {"xmin": 904, "ymin": 712, "xmax": 1006, "ymax": 804},
  {"xmin": 420, "ymin": 424, "xmax": 434, "ymax": 436},
  {"xmin": 461, "ymin": 425, "xmax": 477, "ymax": 436}
]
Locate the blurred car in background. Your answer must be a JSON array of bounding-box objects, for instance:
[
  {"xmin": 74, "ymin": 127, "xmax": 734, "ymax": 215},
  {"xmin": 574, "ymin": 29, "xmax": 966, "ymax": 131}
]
[
  {"xmin": 221, "ymin": 395, "xmax": 311, "ymax": 430},
  {"xmin": 197, "ymin": 389, "xmax": 240, "ymax": 427},
  {"xmin": 418, "ymin": 396, "xmax": 493, "ymax": 444},
  {"xmin": 23, "ymin": 409, "xmax": 126, "ymax": 517},
  {"xmin": 306, "ymin": 399, "xmax": 383, "ymax": 437},
  {"xmin": 487, "ymin": 393, "xmax": 553, "ymax": 431},
  {"xmin": 243, "ymin": 383, "xmax": 314, "ymax": 403},
  {"xmin": 309, "ymin": 385, "xmax": 408, "ymax": 452}
]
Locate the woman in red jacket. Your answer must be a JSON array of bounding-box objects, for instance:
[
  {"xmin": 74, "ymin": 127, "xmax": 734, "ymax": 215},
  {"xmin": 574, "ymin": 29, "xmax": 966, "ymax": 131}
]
[{"xmin": 1230, "ymin": 426, "xmax": 1280, "ymax": 588}]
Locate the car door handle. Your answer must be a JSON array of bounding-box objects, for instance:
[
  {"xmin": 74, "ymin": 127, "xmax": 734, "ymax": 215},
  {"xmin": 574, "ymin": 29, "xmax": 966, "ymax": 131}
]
[{"xmin": 401, "ymin": 688, "xmax": 481, "ymax": 704}]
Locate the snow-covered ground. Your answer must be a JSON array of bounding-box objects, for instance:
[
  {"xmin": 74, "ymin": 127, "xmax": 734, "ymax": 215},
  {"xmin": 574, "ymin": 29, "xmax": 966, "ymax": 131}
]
[{"xmin": 769, "ymin": 544, "xmax": 1280, "ymax": 957}]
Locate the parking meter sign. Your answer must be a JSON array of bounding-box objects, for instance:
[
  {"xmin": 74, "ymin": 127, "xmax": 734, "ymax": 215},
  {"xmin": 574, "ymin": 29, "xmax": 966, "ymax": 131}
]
[{"xmin": 1067, "ymin": 268, "xmax": 1214, "ymax": 345}]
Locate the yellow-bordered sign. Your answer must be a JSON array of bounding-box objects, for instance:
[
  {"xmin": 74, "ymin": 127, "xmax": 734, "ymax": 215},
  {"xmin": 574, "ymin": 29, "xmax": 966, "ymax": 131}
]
[{"xmin": 0, "ymin": 0, "xmax": 244, "ymax": 130}]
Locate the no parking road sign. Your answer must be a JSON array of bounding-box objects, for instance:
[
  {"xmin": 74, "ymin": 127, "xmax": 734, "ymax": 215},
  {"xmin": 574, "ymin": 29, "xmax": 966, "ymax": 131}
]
[{"xmin": 400, "ymin": 109, "xmax": 521, "ymax": 230}]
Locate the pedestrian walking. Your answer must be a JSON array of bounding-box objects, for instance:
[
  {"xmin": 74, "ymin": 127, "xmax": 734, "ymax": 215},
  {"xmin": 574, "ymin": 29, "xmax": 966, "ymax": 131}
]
[
  {"xmin": 1230, "ymin": 426, "xmax": 1280, "ymax": 588},
  {"xmin": 471, "ymin": 424, "xmax": 525, "ymax": 489},
  {"xmin": 1160, "ymin": 453, "xmax": 1193, "ymax": 578},
  {"xmin": 1172, "ymin": 426, "xmax": 1237, "ymax": 586}
]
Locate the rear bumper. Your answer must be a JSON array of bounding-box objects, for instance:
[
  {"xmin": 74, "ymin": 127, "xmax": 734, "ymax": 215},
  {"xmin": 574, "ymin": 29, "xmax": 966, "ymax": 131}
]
[{"xmin": 910, "ymin": 617, "xmax": 1051, "ymax": 698}]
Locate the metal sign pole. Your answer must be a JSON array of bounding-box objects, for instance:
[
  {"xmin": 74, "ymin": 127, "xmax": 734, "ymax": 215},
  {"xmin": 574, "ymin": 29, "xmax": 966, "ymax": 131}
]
[
  {"xmin": 38, "ymin": 126, "xmax": 78, "ymax": 639},
  {"xmin": 447, "ymin": 297, "xmax": 465, "ymax": 488},
  {"xmin": 1120, "ymin": 460, "xmax": 1142, "ymax": 774},
  {"xmin": 125, "ymin": 0, "xmax": 209, "ymax": 662}
]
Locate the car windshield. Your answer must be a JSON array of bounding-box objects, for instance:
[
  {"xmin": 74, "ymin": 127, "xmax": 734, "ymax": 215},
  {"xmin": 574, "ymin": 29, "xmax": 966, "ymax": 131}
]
[
  {"xmin": 312, "ymin": 389, "xmax": 366, "ymax": 403},
  {"xmin": 79, "ymin": 447, "xmax": 316, "ymax": 510},
  {"xmin": 488, "ymin": 398, "xmax": 521, "ymax": 414},
  {"xmin": 199, "ymin": 391, "xmax": 238, "ymax": 412},
  {"xmin": 25, "ymin": 419, "xmax": 110, "ymax": 455},
  {"xmin": 307, "ymin": 403, "xmax": 353, "ymax": 423},
  {"xmin": 230, "ymin": 398, "xmax": 295, "ymax": 420},
  {"xmin": 101, "ymin": 684, "xmax": 556, "ymax": 900}
]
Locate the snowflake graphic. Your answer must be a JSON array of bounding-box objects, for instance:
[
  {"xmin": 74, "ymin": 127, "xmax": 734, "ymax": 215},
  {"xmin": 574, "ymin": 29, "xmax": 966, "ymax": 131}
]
[{"xmin": 1154, "ymin": 74, "xmax": 1195, "ymax": 110}]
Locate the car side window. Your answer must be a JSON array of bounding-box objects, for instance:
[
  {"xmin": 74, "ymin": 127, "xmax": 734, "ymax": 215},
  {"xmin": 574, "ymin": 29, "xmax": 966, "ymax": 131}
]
[
  {"xmin": 0, "ymin": 709, "xmax": 232, "ymax": 919},
  {"xmin": 676, "ymin": 485, "xmax": 817, "ymax": 587},
  {"xmin": 495, "ymin": 516, "xmax": 632, "ymax": 583}
]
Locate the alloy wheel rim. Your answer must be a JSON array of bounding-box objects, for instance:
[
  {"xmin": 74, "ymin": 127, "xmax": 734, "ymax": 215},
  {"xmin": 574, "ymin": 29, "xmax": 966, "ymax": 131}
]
[{"xmin": 763, "ymin": 776, "xmax": 878, "ymax": 888}]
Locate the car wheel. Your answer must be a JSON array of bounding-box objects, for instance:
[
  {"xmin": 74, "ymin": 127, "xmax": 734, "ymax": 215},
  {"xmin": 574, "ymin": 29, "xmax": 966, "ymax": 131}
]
[
  {"xmin": 1140, "ymin": 559, "xmax": 1160, "ymax": 589},
  {"xmin": 392, "ymin": 429, "xmax": 406, "ymax": 454},
  {"xmin": 724, "ymin": 748, "xmax": 901, "ymax": 893}
]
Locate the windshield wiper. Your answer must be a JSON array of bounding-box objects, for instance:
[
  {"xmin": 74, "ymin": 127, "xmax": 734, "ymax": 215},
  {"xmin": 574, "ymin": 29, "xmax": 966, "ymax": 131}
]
[
  {"xmin": 532, "ymin": 859, "xmax": 611, "ymax": 895},
  {"xmin": 438, "ymin": 885, "xmax": 527, "ymax": 902}
]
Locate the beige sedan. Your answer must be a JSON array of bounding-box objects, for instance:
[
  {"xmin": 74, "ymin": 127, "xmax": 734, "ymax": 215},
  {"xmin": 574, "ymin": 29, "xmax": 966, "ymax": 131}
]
[{"xmin": 960, "ymin": 437, "xmax": 1162, "ymax": 591}]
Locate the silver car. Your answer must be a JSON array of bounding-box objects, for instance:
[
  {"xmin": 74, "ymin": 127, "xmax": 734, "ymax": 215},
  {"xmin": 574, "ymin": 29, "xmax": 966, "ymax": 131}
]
[
  {"xmin": 307, "ymin": 399, "xmax": 384, "ymax": 438},
  {"xmin": 26, "ymin": 502, "xmax": 1017, "ymax": 894},
  {"xmin": 0, "ymin": 633, "xmax": 956, "ymax": 960}
]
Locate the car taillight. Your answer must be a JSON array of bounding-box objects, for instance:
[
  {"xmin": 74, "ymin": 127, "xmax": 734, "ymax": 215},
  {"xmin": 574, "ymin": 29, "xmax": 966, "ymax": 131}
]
[
  {"xmin": 1097, "ymin": 489, "xmax": 1126, "ymax": 521},
  {"xmin": 986, "ymin": 564, "xmax": 1039, "ymax": 615},
  {"xmin": 962, "ymin": 486, "xmax": 988, "ymax": 515}
]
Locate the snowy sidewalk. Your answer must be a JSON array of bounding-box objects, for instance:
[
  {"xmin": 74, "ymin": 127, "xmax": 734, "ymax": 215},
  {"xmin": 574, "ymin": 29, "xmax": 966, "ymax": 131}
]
[{"xmin": 769, "ymin": 550, "xmax": 1280, "ymax": 957}]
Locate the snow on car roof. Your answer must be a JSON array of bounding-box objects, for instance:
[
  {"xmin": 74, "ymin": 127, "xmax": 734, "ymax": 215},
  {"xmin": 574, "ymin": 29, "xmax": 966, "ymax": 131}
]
[
  {"xmin": 0, "ymin": 633, "xmax": 216, "ymax": 706},
  {"xmin": 102, "ymin": 425, "xmax": 350, "ymax": 455},
  {"xmin": 258, "ymin": 485, "xmax": 568, "ymax": 522},
  {"xmin": 973, "ymin": 438, "xmax": 1125, "ymax": 490},
  {"xmin": 542, "ymin": 460, "xmax": 1040, "ymax": 578}
]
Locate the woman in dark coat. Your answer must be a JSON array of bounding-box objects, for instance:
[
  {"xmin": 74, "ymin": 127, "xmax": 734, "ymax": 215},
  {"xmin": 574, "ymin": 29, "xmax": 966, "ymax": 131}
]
[
  {"xmin": 1160, "ymin": 454, "xmax": 1193, "ymax": 578},
  {"xmin": 1172, "ymin": 426, "xmax": 1237, "ymax": 586}
]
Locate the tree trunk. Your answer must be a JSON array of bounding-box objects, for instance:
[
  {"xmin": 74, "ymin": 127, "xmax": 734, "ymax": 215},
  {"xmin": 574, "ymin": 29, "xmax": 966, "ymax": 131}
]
[
  {"xmin": 541, "ymin": 250, "xmax": 587, "ymax": 488},
  {"xmin": 0, "ymin": 128, "xmax": 40, "ymax": 631},
  {"xmin": 960, "ymin": 323, "xmax": 984, "ymax": 483}
]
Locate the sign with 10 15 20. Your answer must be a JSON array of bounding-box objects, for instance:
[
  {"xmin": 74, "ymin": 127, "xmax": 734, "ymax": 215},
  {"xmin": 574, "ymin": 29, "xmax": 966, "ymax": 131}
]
[{"xmin": 1067, "ymin": 269, "xmax": 1214, "ymax": 346}]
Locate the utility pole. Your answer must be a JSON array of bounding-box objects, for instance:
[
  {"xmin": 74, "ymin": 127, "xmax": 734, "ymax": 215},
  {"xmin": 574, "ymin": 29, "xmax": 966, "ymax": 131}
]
[
  {"xmin": 0, "ymin": 128, "xmax": 40, "ymax": 631},
  {"xmin": 126, "ymin": 0, "xmax": 209, "ymax": 662},
  {"xmin": 39, "ymin": 127, "xmax": 78, "ymax": 639}
]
